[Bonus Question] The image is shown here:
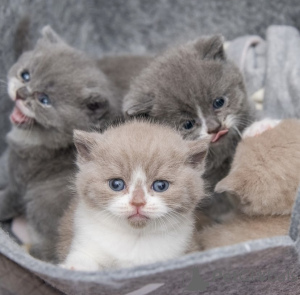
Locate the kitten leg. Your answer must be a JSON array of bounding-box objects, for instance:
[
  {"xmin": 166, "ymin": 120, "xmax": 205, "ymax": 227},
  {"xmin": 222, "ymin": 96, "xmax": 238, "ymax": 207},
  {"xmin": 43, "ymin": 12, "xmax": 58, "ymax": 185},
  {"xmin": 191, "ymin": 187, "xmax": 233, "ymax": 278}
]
[
  {"xmin": 0, "ymin": 188, "xmax": 22, "ymax": 220},
  {"xmin": 0, "ymin": 150, "xmax": 22, "ymax": 220},
  {"xmin": 61, "ymin": 249, "xmax": 100, "ymax": 271},
  {"xmin": 25, "ymin": 176, "xmax": 73, "ymax": 262},
  {"xmin": 242, "ymin": 118, "xmax": 281, "ymax": 138}
]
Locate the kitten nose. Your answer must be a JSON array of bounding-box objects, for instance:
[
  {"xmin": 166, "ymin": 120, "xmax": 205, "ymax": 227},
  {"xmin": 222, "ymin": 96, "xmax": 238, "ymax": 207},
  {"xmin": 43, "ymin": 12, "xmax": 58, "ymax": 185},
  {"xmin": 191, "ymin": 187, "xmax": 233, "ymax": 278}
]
[
  {"xmin": 206, "ymin": 118, "xmax": 221, "ymax": 134},
  {"xmin": 131, "ymin": 187, "xmax": 146, "ymax": 208},
  {"xmin": 16, "ymin": 87, "xmax": 30, "ymax": 100}
]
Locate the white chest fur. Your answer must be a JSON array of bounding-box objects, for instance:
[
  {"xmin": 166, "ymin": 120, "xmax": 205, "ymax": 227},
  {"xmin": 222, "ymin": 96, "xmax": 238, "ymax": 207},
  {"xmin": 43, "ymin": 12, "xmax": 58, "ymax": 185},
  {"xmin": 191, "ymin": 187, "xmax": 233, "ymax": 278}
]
[{"xmin": 63, "ymin": 201, "xmax": 194, "ymax": 271}]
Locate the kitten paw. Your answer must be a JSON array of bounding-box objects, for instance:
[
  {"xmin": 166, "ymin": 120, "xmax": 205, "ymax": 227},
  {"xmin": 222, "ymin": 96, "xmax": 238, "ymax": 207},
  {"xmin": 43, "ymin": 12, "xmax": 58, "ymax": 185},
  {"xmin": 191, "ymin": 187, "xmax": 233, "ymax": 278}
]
[
  {"xmin": 59, "ymin": 264, "xmax": 78, "ymax": 271},
  {"xmin": 59, "ymin": 258, "xmax": 99, "ymax": 271},
  {"xmin": 242, "ymin": 119, "xmax": 281, "ymax": 138}
]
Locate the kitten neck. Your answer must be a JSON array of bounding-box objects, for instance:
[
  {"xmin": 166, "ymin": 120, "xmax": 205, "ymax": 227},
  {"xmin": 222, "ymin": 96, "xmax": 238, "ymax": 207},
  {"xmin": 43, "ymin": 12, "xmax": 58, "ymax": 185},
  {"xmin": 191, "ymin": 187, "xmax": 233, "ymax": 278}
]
[{"xmin": 7, "ymin": 126, "xmax": 74, "ymax": 156}]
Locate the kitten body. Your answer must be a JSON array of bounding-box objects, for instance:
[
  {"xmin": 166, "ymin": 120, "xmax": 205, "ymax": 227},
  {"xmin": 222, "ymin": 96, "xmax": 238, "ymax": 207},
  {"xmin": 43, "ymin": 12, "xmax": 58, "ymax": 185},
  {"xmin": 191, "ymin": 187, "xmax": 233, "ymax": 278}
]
[
  {"xmin": 58, "ymin": 121, "xmax": 209, "ymax": 270},
  {"xmin": 198, "ymin": 214, "xmax": 290, "ymax": 249},
  {"xmin": 123, "ymin": 36, "xmax": 256, "ymax": 219},
  {"xmin": 0, "ymin": 26, "xmax": 148, "ymax": 261},
  {"xmin": 199, "ymin": 119, "xmax": 298, "ymax": 250}
]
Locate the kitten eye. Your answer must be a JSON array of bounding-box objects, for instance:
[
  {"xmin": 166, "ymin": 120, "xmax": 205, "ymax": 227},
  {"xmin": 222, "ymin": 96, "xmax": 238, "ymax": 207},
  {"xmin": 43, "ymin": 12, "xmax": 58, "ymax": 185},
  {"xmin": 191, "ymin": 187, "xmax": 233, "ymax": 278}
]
[
  {"xmin": 152, "ymin": 180, "xmax": 169, "ymax": 192},
  {"xmin": 213, "ymin": 97, "xmax": 225, "ymax": 109},
  {"xmin": 183, "ymin": 120, "xmax": 195, "ymax": 130},
  {"xmin": 20, "ymin": 70, "xmax": 30, "ymax": 82},
  {"xmin": 38, "ymin": 93, "xmax": 51, "ymax": 106},
  {"xmin": 109, "ymin": 179, "xmax": 125, "ymax": 191}
]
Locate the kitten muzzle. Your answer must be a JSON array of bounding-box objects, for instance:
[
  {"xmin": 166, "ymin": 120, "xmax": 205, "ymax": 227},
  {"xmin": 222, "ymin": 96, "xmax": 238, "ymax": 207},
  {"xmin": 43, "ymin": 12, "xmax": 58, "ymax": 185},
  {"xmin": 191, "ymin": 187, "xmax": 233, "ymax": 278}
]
[{"xmin": 211, "ymin": 129, "xmax": 228, "ymax": 143}]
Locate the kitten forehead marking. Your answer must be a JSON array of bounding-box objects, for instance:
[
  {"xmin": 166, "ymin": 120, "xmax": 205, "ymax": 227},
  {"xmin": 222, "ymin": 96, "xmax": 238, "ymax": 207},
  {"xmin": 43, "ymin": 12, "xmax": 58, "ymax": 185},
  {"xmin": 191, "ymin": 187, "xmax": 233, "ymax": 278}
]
[
  {"xmin": 131, "ymin": 167, "xmax": 147, "ymax": 189},
  {"xmin": 197, "ymin": 106, "xmax": 208, "ymax": 137}
]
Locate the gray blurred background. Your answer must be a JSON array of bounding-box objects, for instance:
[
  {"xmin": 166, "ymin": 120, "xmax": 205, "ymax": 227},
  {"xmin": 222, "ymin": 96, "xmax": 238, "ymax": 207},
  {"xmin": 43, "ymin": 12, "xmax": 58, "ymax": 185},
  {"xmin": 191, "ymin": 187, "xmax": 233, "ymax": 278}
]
[{"xmin": 1, "ymin": 0, "xmax": 300, "ymax": 153}]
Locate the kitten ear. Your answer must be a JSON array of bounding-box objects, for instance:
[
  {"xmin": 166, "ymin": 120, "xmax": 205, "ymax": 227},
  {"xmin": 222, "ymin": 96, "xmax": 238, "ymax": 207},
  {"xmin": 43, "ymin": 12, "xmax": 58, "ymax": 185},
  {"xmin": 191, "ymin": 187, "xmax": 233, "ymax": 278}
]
[
  {"xmin": 194, "ymin": 35, "xmax": 226, "ymax": 61},
  {"xmin": 83, "ymin": 88, "xmax": 109, "ymax": 112},
  {"xmin": 215, "ymin": 175, "xmax": 238, "ymax": 194},
  {"xmin": 186, "ymin": 138, "xmax": 210, "ymax": 168},
  {"xmin": 40, "ymin": 25, "xmax": 66, "ymax": 44},
  {"xmin": 73, "ymin": 130, "xmax": 99, "ymax": 163},
  {"xmin": 123, "ymin": 93, "xmax": 154, "ymax": 117}
]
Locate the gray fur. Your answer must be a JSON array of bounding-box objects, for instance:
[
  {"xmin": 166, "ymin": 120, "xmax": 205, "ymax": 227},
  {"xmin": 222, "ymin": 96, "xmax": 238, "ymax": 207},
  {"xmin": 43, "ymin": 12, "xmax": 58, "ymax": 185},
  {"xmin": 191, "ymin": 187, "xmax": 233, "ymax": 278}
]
[
  {"xmin": 123, "ymin": 35, "xmax": 256, "ymax": 219},
  {"xmin": 0, "ymin": 26, "xmax": 129, "ymax": 262}
]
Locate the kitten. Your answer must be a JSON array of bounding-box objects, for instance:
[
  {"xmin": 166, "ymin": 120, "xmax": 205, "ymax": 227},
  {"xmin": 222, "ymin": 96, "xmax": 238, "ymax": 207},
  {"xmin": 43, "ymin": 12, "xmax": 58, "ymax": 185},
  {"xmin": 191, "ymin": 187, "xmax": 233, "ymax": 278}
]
[
  {"xmin": 0, "ymin": 26, "xmax": 122, "ymax": 261},
  {"xmin": 123, "ymin": 35, "xmax": 256, "ymax": 220},
  {"xmin": 57, "ymin": 120, "xmax": 209, "ymax": 271},
  {"xmin": 199, "ymin": 119, "xmax": 299, "ymax": 250}
]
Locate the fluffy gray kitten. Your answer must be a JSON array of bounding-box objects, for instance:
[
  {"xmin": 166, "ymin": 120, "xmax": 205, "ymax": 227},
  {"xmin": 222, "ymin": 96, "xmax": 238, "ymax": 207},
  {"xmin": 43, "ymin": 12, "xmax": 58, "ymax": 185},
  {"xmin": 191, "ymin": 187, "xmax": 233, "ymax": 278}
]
[
  {"xmin": 123, "ymin": 36, "xmax": 256, "ymax": 220},
  {"xmin": 0, "ymin": 26, "xmax": 147, "ymax": 262}
]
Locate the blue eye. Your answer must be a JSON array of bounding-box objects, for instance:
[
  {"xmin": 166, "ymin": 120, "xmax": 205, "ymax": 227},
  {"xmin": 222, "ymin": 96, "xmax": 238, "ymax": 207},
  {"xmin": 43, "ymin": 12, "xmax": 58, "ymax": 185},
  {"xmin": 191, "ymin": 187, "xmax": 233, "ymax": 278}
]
[
  {"xmin": 183, "ymin": 120, "xmax": 195, "ymax": 130},
  {"xmin": 21, "ymin": 71, "xmax": 30, "ymax": 82},
  {"xmin": 213, "ymin": 97, "xmax": 225, "ymax": 109},
  {"xmin": 38, "ymin": 93, "xmax": 51, "ymax": 105},
  {"xmin": 152, "ymin": 180, "xmax": 169, "ymax": 192},
  {"xmin": 109, "ymin": 179, "xmax": 125, "ymax": 191}
]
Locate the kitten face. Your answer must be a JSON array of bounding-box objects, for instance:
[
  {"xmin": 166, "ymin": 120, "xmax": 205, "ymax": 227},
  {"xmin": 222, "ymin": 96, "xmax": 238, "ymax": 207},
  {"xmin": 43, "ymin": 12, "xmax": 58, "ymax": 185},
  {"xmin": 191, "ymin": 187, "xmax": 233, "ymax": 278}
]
[
  {"xmin": 124, "ymin": 36, "xmax": 254, "ymax": 145},
  {"xmin": 7, "ymin": 26, "xmax": 118, "ymax": 145},
  {"xmin": 215, "ymin": 119, "xmax": 300, "ymax": 215},
  {"xmin": 74, "ymin": 120, "xmax": 209, "ymax": 229}
]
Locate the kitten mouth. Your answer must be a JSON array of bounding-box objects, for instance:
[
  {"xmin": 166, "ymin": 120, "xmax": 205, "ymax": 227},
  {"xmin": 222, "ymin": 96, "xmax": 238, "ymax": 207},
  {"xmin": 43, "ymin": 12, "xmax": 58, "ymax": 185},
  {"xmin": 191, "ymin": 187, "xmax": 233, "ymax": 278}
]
[
  {"xmin": 10, "ymin": 103, "xmax": 34, "ymax": 126},
  {"xmin": 128, "ymin": 213, "xmax": 149, "ymax": 221},
  {"xmin": 211, "ymin": 129, "xmax": 228, "ymax": 143}
]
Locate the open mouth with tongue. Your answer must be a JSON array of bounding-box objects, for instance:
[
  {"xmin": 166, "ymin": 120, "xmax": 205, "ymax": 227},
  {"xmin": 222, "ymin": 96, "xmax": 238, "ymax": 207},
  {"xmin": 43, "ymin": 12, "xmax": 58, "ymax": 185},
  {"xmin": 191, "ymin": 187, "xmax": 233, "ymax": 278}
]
[
  {"xmin": 211, "ymin": 129, "xmax": 228, "ymax": 143},
  {"xmin": 10, "ymin": 105, "xmax": 33, "ymax": 126}
]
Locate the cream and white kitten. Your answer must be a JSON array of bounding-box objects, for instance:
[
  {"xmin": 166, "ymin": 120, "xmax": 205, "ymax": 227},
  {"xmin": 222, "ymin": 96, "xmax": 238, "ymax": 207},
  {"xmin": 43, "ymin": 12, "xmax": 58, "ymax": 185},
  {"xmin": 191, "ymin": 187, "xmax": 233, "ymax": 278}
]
[
  {"xmin": 199, "ymin": 118, "xmax": 299, "ymax": 250},
  {"xmin": 57, "ymin": 120, "xmax": 210, "ymax": 271}
]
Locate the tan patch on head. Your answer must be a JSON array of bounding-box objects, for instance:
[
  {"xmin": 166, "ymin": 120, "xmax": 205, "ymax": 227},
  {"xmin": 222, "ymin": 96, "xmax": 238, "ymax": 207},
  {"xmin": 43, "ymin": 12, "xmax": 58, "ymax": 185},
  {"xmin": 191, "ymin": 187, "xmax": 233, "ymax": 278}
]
[{"xmin": 215, "ymin": 119, "xmax": 300, "ymax": 215}]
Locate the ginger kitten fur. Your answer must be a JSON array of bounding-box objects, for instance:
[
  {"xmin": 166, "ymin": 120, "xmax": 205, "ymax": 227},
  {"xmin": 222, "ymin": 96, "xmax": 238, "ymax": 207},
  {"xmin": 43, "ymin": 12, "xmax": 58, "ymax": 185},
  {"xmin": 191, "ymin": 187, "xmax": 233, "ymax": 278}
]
[
  {"xmin": 58, "ymin": 120, "xmax": 209, "ymax": 270},
  {"xmin": 199, "ymin": 119, "xmax": 299, "ymax": 250}
]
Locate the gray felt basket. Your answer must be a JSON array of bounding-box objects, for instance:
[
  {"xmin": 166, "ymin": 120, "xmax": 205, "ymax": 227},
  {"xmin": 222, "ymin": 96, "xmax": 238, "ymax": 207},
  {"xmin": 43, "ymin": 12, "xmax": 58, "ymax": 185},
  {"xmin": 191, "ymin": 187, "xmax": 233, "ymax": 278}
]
[{"xmin": 0, "ymin": 1, "xmax": 300, "ymax": 294}]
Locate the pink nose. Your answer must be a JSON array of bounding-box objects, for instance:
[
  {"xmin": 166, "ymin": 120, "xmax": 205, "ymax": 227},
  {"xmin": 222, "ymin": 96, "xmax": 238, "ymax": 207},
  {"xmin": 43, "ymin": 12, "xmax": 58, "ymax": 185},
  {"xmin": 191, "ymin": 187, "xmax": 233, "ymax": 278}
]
[{"xmin": 130, "ymin": 187, "xmax": 146, "ymax": 208}]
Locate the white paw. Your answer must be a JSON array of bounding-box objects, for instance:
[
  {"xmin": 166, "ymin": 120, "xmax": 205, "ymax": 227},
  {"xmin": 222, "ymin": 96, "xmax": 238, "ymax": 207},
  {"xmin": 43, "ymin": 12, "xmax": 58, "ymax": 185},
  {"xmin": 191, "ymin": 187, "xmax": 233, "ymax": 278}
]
[
  {"xmin": 59, "ymin": 257, "xmax": 100, "ymax": 271},
  {"xmin": 242, "ymin": 119, "xmax": 281, "ymax": 139}
]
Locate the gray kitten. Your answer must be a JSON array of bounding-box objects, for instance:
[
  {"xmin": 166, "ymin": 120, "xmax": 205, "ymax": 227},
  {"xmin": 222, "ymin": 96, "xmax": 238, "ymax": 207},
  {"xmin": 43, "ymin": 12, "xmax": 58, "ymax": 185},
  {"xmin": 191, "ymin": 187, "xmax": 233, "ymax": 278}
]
[
  {"xmin": 123, "ymin": 36, "xmax": 256, "ymax": 220},
  {"xmin": 0, "ymin": 26, "xmax": 125, "ymax": 262}
]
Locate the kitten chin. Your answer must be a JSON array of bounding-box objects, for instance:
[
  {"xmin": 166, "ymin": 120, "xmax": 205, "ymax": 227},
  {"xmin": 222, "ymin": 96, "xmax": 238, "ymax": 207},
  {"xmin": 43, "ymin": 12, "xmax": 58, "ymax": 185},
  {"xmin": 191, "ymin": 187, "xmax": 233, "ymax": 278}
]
[
  {"xmin": 123, "ymin": 35, "xmax": 256, "ymax": 221},
  {"xmin": 199, "ymin": 119, "xmax": 299, "ymax": 250},
  {"xmin": 57, "ymin": 120, "xmax": 210, "ymax": 270}
]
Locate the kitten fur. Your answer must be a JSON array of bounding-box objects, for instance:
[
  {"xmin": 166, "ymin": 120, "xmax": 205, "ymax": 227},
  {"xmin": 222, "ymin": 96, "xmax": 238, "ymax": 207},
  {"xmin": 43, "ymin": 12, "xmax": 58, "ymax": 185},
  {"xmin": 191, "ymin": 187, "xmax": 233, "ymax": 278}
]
[
  {"xmin": 123, "ymin": 35, "xmax": 256, "ymax": 220},
  {"xmin": 199, "ymin": 119, "xmax": 299, "ymax": 250},
  {"xmin": 58, "ymin": 120, "xmax": 209, "ymax": 270},
  {"xmin": 0, "ymin": 26, "xmax": 145, "ymax": 262}
]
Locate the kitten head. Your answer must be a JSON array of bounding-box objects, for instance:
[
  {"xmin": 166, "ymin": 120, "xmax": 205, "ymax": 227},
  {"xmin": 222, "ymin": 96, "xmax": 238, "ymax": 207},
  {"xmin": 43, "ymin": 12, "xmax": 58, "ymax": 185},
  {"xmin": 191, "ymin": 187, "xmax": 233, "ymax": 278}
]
[
  {"xmin": 7, "ymin": 26, "xmax": 119, "ymax": 148},
  {"xmin": 124, "ymin": 35, "xmax": 254, "ymax": 146},
  {"xmin": 215, "ymin": 119, "xmax": 300, "ymax": 216},
  {"xmin": 74, "ymin": 120, "xmax": 209, "ymax": 229}
]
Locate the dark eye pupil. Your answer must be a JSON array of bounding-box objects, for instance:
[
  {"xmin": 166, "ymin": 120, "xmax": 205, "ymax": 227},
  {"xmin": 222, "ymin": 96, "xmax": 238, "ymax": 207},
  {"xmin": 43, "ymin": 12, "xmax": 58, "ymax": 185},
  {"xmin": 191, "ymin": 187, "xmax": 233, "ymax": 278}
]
[
  {"xmin": 152, "ymin": 180, "xmax": 169, "ymax": 192},
  {"xmin": 21, "ymin": 71, "xmax": 30, "ymax": 82},
  {"xmin": 183, "ymin": 120, "xmax": 195, "ymax": 130},
  {"xmin": 213, "ymin": 97, "xmax": 225, "ymax": 109},
  {"xmin": 109, "ymin": 179, "xmax": 125, "ymax": 191}
]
